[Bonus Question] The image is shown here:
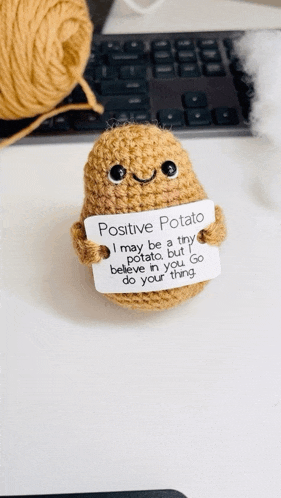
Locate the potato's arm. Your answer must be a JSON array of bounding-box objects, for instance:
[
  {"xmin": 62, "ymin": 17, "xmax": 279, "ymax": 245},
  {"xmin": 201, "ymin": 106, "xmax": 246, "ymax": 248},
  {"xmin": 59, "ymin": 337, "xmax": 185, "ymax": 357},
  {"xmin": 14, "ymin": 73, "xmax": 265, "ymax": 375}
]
[
  {"xmin": 197, "ymin": 205, "xmax": 226, "ymax": 246},
  {"xmin": 71, "ymin": 221, "xmax": 109, "ymax": 266}
]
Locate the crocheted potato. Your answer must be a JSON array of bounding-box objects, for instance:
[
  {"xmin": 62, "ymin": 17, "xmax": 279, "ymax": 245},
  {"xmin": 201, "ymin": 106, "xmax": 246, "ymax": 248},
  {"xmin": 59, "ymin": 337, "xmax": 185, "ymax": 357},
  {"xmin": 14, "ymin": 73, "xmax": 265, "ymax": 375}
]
[{"xmin": 71, "ymin": 124, "xmax": 226, "ymax": 310}]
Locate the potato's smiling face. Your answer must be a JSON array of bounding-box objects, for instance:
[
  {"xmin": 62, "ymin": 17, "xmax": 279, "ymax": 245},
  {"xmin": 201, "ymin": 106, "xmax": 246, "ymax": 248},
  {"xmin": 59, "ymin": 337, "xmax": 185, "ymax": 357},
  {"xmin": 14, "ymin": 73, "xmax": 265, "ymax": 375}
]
[
  {"xmin": 108, "ymin": 159, "xmax": 177, "ymax": 185},
  {"xmin": 82, "ymin": 124, "xmax": 207, "ymax": 218}
]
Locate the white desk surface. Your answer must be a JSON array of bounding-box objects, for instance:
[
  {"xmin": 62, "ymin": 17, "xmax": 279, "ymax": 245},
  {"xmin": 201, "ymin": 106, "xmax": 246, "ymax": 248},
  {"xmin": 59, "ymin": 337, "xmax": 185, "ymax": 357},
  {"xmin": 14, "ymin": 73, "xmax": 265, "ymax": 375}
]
[{"xmin": 1, "ymin": 1, "xmax": 281, "ymax": 497}]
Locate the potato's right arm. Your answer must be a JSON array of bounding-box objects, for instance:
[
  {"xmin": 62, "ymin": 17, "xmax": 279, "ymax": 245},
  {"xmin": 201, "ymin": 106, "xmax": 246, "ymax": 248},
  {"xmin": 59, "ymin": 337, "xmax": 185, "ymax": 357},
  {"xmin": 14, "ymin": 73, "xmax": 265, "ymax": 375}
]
[
  {"xmin": 71, "ymin": 221, "xmax": 109, "ymax": 266},
  {"xmin": 197, "ymin": 205, "xmax": 226, "ymax": 246}
]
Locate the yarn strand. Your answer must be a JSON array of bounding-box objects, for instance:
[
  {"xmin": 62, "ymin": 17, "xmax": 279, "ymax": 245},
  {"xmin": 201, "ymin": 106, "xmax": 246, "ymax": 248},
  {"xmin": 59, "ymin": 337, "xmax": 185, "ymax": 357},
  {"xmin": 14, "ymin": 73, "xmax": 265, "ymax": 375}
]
[
  {"xmin": 75, "ymin": 72, "xmax": 104, "ymax": 115},
  {"xmin": 0, "ymin": 91, "xmax": 103, "ymax": 150}
]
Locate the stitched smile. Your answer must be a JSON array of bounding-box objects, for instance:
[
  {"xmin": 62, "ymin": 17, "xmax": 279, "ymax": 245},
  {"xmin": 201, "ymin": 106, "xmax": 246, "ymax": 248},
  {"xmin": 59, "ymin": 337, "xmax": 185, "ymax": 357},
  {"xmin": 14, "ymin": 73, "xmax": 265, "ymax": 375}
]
[{"xmin": 132, "ymin": 170, "xmax": 156, "ymax": 183}]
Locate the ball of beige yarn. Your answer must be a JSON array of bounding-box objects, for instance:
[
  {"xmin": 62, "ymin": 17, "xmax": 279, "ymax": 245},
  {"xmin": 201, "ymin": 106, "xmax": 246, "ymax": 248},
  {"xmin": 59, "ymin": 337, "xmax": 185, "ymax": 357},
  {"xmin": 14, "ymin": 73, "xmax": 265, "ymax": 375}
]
[{"xmin": 0, "ymin": 0, "xmax": 94, "ymax": 120}]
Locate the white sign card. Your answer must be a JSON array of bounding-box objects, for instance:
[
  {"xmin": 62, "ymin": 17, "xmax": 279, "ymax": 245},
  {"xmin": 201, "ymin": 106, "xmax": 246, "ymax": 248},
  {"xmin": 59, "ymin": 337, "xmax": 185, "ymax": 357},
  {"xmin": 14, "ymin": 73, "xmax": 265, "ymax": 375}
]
[{"xmin": 84, "ymin": 199, "xmax": 221, "ymax": 294}]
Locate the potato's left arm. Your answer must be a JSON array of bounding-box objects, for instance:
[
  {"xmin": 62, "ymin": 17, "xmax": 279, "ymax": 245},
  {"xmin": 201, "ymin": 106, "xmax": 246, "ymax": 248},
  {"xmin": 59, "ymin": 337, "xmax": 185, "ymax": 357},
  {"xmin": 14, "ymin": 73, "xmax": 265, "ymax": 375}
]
[{"xmin": 197, "ymin": 205, "xmax": 226, "ymax": 246}]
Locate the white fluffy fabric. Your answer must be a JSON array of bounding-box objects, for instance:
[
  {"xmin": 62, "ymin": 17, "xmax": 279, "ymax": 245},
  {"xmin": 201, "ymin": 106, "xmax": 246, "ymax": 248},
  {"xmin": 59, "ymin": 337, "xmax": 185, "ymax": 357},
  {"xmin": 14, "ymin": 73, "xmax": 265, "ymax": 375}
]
[{"xmin": 234, "ymin": 30, "xmax": 281, "ymax": 147}]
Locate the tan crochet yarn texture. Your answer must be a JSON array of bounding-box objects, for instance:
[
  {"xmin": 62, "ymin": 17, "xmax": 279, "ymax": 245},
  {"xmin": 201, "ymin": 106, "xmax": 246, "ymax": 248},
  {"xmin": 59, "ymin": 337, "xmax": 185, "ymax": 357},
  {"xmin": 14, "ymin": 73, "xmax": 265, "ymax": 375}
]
[
  {"xmin": 0, "ymin": 0, "xmax": 103, "ymax": 149},
  {"xmin": 71, "ymin": 124, "xmax": 226, "ymax": 311}
]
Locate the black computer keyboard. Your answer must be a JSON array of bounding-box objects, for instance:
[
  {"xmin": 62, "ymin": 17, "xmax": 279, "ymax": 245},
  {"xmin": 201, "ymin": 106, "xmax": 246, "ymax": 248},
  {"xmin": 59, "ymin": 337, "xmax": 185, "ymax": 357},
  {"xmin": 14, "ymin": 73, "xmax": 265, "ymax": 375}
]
[{"xmin": 0, "ymin": 30, "xmax": 254, "ymax": 144}]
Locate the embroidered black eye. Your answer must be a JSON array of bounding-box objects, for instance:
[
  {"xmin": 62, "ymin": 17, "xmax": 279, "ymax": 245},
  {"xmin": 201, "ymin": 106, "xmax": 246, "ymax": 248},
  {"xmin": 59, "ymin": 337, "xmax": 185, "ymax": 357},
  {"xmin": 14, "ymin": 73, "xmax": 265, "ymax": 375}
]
[
  {"xmin": 161, "ymin": 160, "xmax": 178, "ymax": 179},
  {"xmin": 108, "ymin": 164, "xmax": 127, "ymax": 184}
]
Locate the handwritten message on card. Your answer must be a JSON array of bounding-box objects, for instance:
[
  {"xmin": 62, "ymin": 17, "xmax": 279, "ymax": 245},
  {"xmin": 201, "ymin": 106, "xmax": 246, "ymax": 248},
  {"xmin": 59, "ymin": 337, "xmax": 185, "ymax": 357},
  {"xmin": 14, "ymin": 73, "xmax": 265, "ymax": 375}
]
[{"xmin": 84, "ymin": 200, "xmax": 221, "ymax": 294}]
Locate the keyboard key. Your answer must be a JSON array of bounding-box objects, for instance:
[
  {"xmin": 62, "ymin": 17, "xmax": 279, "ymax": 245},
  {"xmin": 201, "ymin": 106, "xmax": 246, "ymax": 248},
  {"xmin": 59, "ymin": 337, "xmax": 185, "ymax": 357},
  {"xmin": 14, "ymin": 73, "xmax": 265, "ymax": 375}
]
[
  {"xmin": 100, "ymin": 80, "xmax": 147, "ymax": 95},
  {"xmin": 151, "ymin": 40, "xmax": 171, "ymax": 51},
  {"xmin": 182, "ymin": 91, "xmax": 207, "ymax": 108},
  {"xmin": 94, "ymin": 66, "xmax": 118, "ymax": 80},
  {"xmin": 198, "ymin": 39, "xmax": 218, "ymax": 49},
  {"xmin": 112, "ymin": 110, "xmax": 151, "ymax": 123},
  {"xmin": 120, "ymin": 65, "xmax": 147, "ymax": 79},
  {"xmin": 108, "ymin": 52, "xmax": 146, "ymax": 65},
  {"xmin": 179, "ymin": 63, "xmax": 201, "ymax": 77},
  {"xmin": 153, "ymin": 50, "xmax": 174, "ymax": 64},
  {"xmin": 53, "ymin": 114, "xmax": 71, "ymax": 131},
  {"xmin": 203, "ymin": 63, "xmax": 226, "ymax": 76},
  {"xmin": 114, "ymin": 111, "xmax": 132, "ymax": 123},
  {"xmin": 73, "ymin": 111, "xmax": 109, "ymax": 130},
  {"xmin": 124, "ymin": 40, "xmax": 145, "ymax": 53},
  {"xmin": 84, "ymin": 54, "xmax": 102, "ymax": 80},
  {"xmin": 101, "ymin": 41, "xmax": 122, "ymax": 53},
  {"xmin": 133, "ymin": 110, "xmax": 151, "ymax": 122},
  {"xmin": 37, "ymin": 117, "xmax": 54, "ymax": 133},
  {"xmin": 177, "ymin": 50, "xmax": 197, "ymax": 63},
  {"xmin": 157, "ymin": 109, "xmax": 185, "ymax": 127},
  {"xmin": 175, "ymin": 39, "xmax": 194, "ymax": 50},
  {"xmin": 105, "ymin": 95, "xmax": 149, "ymax": 111},
  {"xmin": 213, "ymin": 107, "xmax": 239, "ymax": 125},
  {"xmin": 88, "ymin": 51, "xmax": 102, "ymax": 65},
  {"xmin": 154, "ymin": 64, "xmax": 175, "ymax": 78},
  {"xmin": 186, "ymin": 108, "xmax": 212, "ymax": 126},
  {"xmin": 200, "ymin": 49, "xmax": 221, "ymax": 62}
]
